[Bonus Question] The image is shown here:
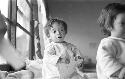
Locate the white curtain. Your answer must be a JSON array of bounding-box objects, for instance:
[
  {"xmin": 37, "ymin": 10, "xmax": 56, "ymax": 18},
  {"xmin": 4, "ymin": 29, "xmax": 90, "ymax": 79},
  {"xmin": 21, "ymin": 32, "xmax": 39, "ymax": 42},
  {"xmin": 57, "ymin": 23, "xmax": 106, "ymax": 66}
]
[{"xmin": 37, "ymin": 0, "xmax": 48, "ymax": 56}]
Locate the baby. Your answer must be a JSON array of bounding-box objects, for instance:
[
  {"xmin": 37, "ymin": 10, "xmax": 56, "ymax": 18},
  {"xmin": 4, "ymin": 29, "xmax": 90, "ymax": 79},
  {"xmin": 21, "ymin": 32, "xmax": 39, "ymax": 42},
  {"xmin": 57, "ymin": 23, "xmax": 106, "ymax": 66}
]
[{"xmin": 42, "ymin": 18, "xmax": 83, "ymax": 79}]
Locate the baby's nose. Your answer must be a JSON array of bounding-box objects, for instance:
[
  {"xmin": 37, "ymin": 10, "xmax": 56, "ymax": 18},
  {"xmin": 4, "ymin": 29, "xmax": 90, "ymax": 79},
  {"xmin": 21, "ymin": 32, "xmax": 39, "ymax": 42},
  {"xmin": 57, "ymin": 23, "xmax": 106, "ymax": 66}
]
[{"xmin": 56, "ymin": 31, "xmax": 61, "ymax": 34}]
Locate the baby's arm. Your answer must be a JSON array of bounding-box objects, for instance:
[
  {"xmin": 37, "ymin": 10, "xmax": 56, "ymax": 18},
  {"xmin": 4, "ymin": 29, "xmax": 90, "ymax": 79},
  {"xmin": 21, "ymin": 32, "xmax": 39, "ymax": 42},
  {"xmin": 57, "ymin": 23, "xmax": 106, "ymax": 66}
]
[
  {"xmin": 118, "ymin": 67, "xmax": 125, "ymax": 79},
  {"xmin": 71, "ymin": 46, "xmax": 83, "ymax": 71},
  {"xmin": 73, "ymin": 48, "xmax": 83, "ymax": 64},
  {"xmin": 43, "ymin": 44, "xmax": 61, "ymax": 65}
]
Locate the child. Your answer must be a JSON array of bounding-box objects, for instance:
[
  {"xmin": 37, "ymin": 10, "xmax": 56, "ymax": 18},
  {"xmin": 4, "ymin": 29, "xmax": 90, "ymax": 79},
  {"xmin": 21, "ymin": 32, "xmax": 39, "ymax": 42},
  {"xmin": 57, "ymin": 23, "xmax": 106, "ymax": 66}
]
[
  {"xmin": 96, "ymin": 3, "xmax": 125, "ymax": 79},
  {"xmin": 42, "ymin": 18, "xmax": 84, "ymax": 79},
  {"xmin": 0, "ymin": 11, "xmax": 34, "ymax": 79}
]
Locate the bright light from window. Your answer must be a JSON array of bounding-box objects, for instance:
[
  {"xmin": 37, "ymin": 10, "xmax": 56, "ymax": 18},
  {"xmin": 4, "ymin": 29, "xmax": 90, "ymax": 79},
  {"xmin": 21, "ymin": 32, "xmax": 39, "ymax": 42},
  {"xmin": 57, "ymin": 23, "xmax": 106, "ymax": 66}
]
[
  {"xmin": 40, "ymin": 0, "xmax": 47, "ymax": 27},
  {"xmin": 0, "ymin": 0, "xmax": 8, "ymax": 17},
  {"xmin": 0, "ymin": 0, "xmax": 23, "ymax": 38},
  {"xmin": 0, "ymin": 0, "xmax": 8, "ymax": 39}
]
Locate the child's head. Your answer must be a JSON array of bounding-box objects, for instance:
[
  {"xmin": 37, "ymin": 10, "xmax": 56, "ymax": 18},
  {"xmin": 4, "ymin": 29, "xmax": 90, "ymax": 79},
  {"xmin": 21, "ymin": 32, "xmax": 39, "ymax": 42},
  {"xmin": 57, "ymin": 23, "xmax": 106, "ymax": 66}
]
[
  {"xmin": 0, "ymin": 11, "xmax": 7, "ymax": 41},
  {"xmin": 98, "ymin": 3, "xmax": 125, "ymax": 36},
  {"xmin": 44, "ymin": 18, "xmax": 67, "ymax": 43}
]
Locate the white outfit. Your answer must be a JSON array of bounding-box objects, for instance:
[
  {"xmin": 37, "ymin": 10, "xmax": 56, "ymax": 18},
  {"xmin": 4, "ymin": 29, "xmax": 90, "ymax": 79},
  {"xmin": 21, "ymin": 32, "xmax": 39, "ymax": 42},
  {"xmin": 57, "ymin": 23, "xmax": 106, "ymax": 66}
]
[
  {"xmin": 96, "ymin": 36, "xmax": 125, "ymax": 79},
  {"xmin": 0, "ymin": 38, "xmax": 33, "ymax": 79},
  {"xmin": 42, "ymin": 42, "xmax": 82, "ymax": 79}
]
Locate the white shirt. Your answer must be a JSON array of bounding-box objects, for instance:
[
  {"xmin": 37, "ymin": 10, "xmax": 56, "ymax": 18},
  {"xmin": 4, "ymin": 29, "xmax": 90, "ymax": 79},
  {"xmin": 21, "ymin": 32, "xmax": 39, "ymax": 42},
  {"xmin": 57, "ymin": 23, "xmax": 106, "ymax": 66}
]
[
  {"xmin": 42, "ymin": 42, "xmax": 82, "ymax": 79},
  {"xmin": 96, "ymin": 36, "xmax": 125, "ymax": 79}
]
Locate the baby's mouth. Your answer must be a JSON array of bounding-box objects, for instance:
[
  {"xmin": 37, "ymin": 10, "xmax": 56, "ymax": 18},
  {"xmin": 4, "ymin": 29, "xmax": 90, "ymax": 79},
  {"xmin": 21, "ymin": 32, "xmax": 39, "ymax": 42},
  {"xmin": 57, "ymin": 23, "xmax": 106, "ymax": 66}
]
[{"xmin": 57, "ymin": 36, "xmax": 62, "ymax": 38}]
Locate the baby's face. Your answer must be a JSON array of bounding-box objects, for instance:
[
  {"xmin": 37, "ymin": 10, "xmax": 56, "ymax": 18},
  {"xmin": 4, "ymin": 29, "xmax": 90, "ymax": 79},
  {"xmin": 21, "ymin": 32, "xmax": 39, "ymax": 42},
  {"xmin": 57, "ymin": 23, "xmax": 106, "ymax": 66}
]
[
  {"xmin": 112, "ymin": 13, "xmax": 125, "ymax": 38},
  {"xmin": 49, "ymin": 22, "xmax": 66, "ymax": 43}
]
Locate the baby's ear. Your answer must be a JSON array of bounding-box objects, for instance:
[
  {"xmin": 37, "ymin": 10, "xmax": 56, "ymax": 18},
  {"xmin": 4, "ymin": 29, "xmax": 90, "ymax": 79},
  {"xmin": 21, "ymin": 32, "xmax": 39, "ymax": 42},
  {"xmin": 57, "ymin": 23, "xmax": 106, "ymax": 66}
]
[
  {"xmin": 44, "ymin": 29, "xmax": 50, "ymax": 38},
  {"xmin": 46, "ymin": 33, "xmax": 50, "ymax": 38}
]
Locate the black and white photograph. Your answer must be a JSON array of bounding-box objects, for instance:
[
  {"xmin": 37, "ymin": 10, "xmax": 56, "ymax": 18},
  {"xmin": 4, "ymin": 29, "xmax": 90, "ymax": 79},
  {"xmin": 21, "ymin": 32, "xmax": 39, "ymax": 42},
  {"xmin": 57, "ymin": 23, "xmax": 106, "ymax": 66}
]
[{"xmin": 0, "ymin": 0, "xmax": 125, "ymax": 79}]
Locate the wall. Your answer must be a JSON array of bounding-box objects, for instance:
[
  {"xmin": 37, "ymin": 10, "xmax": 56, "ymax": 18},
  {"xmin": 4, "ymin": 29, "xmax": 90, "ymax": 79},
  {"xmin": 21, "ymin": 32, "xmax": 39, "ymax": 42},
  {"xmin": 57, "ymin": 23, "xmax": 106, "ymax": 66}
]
[{"xmin": 47, "ymin": 1, "xmax": 125, "ymax": 63}]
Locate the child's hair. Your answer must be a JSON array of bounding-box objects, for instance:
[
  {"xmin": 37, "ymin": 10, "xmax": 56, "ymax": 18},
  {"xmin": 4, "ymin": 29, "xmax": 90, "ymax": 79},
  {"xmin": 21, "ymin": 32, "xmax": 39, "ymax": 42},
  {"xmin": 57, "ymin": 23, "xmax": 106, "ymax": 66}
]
[
  {"xmin": 44, "ymin": 18, "xmax": 67, "ymax": 38},
  {"xmin": 98, "ymin": 3, "xmax": 125, "ymax": 36}
]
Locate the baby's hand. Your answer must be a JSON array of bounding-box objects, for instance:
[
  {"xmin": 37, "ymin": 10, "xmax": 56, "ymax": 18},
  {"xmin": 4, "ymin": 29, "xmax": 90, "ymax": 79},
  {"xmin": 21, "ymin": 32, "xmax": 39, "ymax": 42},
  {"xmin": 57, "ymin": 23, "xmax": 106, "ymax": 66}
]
[
  {"xmin": 74, "ymin": 56, "xmax": 83, "ymax": 68},
  {"xmin": 119, "ymin": 67, "xmax": 125, "ymax": 79},
  {"xmin": 47, "ymin": 46, "xmax": 56, "ymax": 55},
  {"xmin": 75, "ymin": 56, "xmax": 83, "ymax": 64}
]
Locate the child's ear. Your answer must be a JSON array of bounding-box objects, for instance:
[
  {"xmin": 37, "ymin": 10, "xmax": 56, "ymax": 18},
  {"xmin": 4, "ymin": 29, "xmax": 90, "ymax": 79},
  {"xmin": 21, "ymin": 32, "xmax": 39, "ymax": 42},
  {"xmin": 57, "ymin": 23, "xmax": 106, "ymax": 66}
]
[{"xmin": 46, "ymin": 33, "xmax": 50, "ymax": 38}]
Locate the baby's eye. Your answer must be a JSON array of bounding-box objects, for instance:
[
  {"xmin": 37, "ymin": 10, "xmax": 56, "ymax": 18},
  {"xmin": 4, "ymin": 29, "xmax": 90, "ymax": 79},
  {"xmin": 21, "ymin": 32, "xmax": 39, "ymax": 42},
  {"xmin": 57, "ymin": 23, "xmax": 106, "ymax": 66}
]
[
  {"xmin": 60, "ymin": 29, "xmax": 65, "ymax": 32},
  {"xmin": 120, "ymin": 22, "xmax": 125, "ymax": 25},
  {"xmin": 53, "ymin": 30, "xmax": 56, "ymax": 33},
  {"xmin": 61, "ymin": 29, "xmax": 64, "ymax": 31},
  {"xmin": 122, "ymin": 22, "xmax": 125, "ymax": 25}
]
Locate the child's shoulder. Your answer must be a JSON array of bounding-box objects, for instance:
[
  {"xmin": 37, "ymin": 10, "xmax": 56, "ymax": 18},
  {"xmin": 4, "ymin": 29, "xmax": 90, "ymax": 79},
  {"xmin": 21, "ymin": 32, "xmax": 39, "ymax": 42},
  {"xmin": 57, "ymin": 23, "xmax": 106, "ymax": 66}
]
[
  {"xmin": 101, "ymin": 37, "xmax": 120, "ymax": 43},
  {"xmin": 100, "ymin": 37, "xmax": 120, "ymax": 47}
]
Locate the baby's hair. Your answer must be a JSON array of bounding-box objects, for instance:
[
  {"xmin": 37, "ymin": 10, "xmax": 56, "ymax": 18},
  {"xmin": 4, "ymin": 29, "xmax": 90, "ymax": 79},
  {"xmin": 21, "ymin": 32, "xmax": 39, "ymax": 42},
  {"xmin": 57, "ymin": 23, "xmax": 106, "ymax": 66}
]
[
  {"xmin": 44, "ymin": 18, "xmax": 67, "ymax": 38},
  {"xmin": 98, "ymin": 3, "xmax": 125, "ymax": 36}
]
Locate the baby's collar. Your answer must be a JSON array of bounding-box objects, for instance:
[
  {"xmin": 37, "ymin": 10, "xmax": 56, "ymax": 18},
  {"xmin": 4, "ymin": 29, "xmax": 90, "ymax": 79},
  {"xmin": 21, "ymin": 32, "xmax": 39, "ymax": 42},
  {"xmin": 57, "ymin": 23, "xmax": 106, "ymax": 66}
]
[{"xmin": 108, "ymin": 36, "xmax": 125, "ymax": 42}]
